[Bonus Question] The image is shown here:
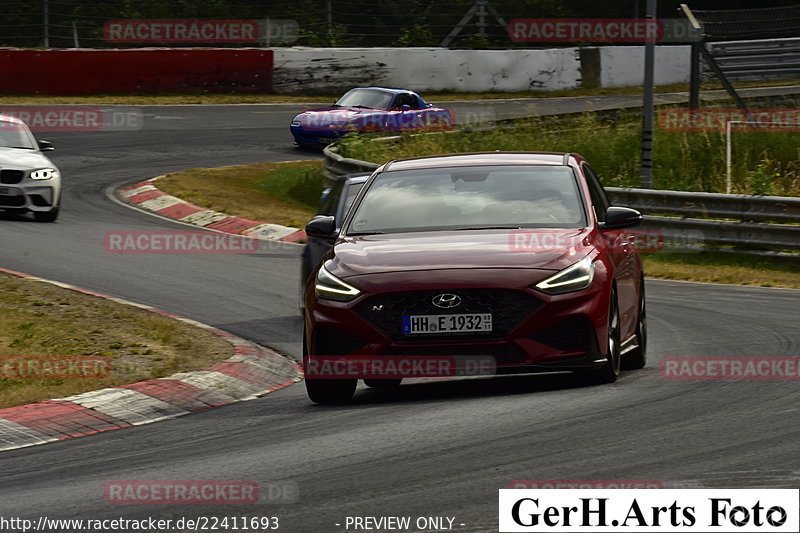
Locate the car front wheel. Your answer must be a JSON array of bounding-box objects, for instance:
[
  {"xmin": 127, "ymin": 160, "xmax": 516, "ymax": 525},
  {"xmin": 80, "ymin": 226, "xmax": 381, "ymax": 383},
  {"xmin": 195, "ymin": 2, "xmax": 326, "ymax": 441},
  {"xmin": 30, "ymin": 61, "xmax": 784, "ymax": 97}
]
[
  {"xmin": 303, "ymin": 330, "xmax": 357, "ymax": 404},
  {"xmin": 622, "ymin": 278, "xmax": 647, "ymax": 370},
  {"xmin": 578, "ymin": 287, "xmax": 621, "ymax": 385}
]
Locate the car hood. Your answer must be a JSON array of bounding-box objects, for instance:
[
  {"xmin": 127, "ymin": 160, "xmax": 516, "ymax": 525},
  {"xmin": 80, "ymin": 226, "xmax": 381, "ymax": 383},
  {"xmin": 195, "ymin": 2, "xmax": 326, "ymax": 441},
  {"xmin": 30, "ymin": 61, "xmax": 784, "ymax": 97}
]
[
  {"xmin": 0, "ymin": 148, "xmax": 54, "ymax": 170},
  {"xmin": 330, "ymin": 228, "xmax": 596, "ymax": 278},
  {"xmin": 298, "ymin": 106, "xmax": 387, "ymax": 121}
]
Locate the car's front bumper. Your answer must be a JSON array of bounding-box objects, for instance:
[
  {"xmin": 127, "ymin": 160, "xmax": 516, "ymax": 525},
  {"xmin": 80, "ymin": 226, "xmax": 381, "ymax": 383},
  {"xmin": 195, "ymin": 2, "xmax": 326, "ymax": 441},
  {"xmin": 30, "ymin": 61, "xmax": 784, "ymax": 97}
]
[
  {"xmin": 304, "ymin": 267, "xmax": 613, "ymax": 377},
  {"xmin": 0, "ymin": 183, "xmax": 60, "ymax": 212}
]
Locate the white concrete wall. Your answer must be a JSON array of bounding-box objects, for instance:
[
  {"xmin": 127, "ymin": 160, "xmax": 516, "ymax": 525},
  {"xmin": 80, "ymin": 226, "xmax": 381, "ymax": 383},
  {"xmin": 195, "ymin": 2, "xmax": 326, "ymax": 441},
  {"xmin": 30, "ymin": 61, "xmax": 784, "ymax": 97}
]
[
  {"xmin": 272, "ymin": 46, "xmax": 690, "ymax": 94},
  {"xmin": 272, "ymin": 47, "xmax": 582, "ymax": 94},
  {"xmin": 599, "ymin": 45, "xmax": 691, "ymax": 87}
]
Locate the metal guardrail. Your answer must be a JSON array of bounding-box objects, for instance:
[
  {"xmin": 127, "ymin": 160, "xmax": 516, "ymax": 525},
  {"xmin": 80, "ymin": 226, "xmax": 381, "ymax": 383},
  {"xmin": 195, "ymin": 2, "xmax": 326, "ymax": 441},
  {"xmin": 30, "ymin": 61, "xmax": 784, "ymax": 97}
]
[
  {"xmin": 706, "ymin": 38, "xmax": 800, "ymax": 81},
  {"xmin": 323, "ymin": 144, "xmax": 800, "ymax": 254}
]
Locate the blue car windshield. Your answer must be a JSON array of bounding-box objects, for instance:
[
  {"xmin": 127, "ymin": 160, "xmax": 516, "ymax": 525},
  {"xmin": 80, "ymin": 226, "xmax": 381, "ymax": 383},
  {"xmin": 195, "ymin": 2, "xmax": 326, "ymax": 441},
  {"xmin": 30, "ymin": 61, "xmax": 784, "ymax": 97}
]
[{"xmin": 335, "ymin": 89, "xmax": 394, "ymax": 109}]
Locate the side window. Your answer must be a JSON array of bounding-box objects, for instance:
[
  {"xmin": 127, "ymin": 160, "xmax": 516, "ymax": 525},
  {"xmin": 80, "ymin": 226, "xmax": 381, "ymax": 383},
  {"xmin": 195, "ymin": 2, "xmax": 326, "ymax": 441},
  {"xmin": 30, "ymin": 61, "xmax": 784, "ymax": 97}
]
[
  {"xmin": 340, "ymin": 182, "xmax": 365, "ymax": 219},
  {"xmin": 394, "ymin": 93, "xmax": 415, "ymax": 108},
  {"xmin": 318, "ymin": 179, "xmax": 344, "ymax": 216},
  {"xmin": 582, "ymin": 164, "xmax": 610, "ymax": 222}
]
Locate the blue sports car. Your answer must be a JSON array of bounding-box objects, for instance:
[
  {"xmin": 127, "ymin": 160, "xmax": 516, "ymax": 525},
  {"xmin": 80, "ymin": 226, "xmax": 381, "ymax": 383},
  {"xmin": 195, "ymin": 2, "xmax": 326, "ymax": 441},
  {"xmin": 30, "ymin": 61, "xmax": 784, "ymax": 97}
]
[{"xmin": 290, "ymin": 87, "xmax": 452, "ymax": 148}]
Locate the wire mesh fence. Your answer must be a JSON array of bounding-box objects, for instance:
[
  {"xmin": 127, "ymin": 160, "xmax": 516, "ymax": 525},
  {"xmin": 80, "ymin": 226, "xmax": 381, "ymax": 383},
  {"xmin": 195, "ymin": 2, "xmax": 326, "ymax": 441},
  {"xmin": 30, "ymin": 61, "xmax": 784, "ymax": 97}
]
[
  {"xmin": 693, "ymin": 4, "xmax": 800, "ymax": 40},
  {"xmin": 1, "ymin": 0, "xmax": 723, "ymax": 49},
  {"xmin": 3, "ymin": 1, "xmax": 799, "ymax": 49}
]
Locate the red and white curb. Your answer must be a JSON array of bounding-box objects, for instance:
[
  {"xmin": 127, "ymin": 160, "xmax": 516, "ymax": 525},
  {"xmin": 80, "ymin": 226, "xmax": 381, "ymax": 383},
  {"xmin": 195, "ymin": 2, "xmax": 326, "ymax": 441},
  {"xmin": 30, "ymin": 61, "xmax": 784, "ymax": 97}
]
[
  {"xmin": 0, "ymin": 267, "xmax": 302, "ymax": 452},
  {"xmin": 118, "ymin": 176, "xmax": 306, "ymax": 243}
]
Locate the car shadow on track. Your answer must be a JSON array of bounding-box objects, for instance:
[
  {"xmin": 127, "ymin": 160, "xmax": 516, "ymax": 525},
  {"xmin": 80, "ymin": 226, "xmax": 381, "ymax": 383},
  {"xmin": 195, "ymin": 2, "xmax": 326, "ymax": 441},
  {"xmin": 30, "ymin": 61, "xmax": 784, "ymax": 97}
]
[
  {"xmin": 0, "ymin": 211, "xmax": 34, "ymax": 222},
  {"xmin": 313, "ymin": 372, "xmax": 613, "ymax": 408}
]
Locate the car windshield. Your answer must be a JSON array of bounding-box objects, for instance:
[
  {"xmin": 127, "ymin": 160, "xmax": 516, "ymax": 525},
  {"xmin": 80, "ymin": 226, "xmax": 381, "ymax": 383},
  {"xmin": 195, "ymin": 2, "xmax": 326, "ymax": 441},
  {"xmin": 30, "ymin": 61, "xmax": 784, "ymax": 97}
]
[
  {"xmin": 347, "ymin": 165, "xmax": 587, "ymax": 234},
  {"xmin": 0, "ymin": 120, "xmax": 36, "ymax": 149},
  {"xmin": 335, "ymin": 89, "xmax": 394, "ymax": 109}
]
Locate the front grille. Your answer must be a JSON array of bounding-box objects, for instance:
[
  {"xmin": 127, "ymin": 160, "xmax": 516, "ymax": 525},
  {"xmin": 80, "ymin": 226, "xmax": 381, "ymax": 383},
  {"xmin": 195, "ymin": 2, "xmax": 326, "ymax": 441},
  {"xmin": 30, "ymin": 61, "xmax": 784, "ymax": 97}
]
[
  {"xmin": 0, "ymin": 170, "xmax": 25, "ymax": 184},
  {"xmin": 530, "ymin": 317, "xmax": 593, "ymax": 351},
  {"xmin": 380, "ymin": 343, "xmax": 526, "ymax": 363},
  {"xmin": 0, "ymin": 195, "xmax": 25, "ymax": 207},
  {"xmin": 356, "ymin": 289, "xmax": 541, "ymax": 341}
]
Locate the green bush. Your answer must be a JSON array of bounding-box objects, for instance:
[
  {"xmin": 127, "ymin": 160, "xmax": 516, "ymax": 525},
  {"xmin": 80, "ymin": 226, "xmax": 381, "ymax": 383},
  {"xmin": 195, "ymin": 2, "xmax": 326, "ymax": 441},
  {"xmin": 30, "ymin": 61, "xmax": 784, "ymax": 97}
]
[{"xmin": 338, "ymin": 112, "xmax": 800, "ymax": 196}]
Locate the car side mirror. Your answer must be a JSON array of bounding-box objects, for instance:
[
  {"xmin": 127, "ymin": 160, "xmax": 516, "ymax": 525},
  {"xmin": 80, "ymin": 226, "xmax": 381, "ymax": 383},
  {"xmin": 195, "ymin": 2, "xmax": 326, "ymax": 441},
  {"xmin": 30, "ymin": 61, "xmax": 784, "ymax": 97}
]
[
  {"xmin": 305, "ymin": 215, "xmax": 338, "ymax": 238},
  {"xmin": 37, "ymin": 139, "xmax": 54, "ymax": 151},
  {"xmin": 600, "ymin": 206, "xmax": 643, "ymax": 229}
]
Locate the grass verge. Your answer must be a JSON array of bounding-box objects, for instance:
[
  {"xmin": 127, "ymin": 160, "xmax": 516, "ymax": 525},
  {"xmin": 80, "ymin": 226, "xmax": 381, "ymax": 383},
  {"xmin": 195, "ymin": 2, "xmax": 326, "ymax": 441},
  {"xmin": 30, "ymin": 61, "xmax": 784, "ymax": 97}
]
[
  {"xmin": 338, "ymin": 112, "xmax": 800, "ymax": 196},
  {"xmin": 156, "ymin": 160, "xmax": 324, "ymax": 228},
  {"xmin": 0, "ymin": 272, "xmax": 234, "ymax": 408},
  {"xmin": 643, "ymin": 252, "xmax": 800, "ymax": 289}
]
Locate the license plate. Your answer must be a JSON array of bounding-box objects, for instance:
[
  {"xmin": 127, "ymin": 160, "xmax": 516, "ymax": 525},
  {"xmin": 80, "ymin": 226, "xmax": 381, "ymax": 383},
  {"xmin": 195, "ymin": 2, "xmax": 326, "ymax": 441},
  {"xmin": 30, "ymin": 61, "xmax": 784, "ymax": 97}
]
[{"xmin": 402, "ymin": 313, "xmax": 492, "ymax": 334}]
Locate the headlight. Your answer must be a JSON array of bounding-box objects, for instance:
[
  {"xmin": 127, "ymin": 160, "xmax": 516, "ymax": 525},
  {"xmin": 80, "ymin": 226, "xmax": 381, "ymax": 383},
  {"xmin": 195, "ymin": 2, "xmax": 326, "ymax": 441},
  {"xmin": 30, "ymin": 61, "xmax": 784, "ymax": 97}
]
[
  {"xmin": 534, "ymin": 256, "xmax": 595, "ymax": 295},
  {"xmin": 315, "ymin": 262, "xmax": 362, "ymax": 302},
  {"xmin": 291, "ymin": 115, "xmax": 302, "ymax": 126},
  {"xmin": 30, "ymin": 168, "xmax": 59, "ymax": 180}
]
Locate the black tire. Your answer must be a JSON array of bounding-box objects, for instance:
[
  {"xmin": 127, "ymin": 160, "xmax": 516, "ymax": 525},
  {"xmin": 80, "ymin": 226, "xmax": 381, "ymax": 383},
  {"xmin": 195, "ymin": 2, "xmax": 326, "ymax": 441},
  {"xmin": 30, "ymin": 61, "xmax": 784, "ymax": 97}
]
[
  {"xmin": 364, "ymin": 378, "xmax": 402, "ymax": 389},
  {"xmin": 303, "ymin": 328, "xmax": 357, "ymax": 404},
  {"xmin": 622, "ymin": 278, "xmax": 647, "ymax": 370},
  {"xmin": 299, "ymin": 264, "xmax": 310, "ymax": 315},
  {"xmin": 33, "ymin": 207, "xmax": 59, "ymax": 222},
  {"xmin": 305, "ymin": 378, "xmax": 357, "ymax": 404},
  {"xmin": 579, "ymin": 287, "xmax": 621, "ymax": 385}
]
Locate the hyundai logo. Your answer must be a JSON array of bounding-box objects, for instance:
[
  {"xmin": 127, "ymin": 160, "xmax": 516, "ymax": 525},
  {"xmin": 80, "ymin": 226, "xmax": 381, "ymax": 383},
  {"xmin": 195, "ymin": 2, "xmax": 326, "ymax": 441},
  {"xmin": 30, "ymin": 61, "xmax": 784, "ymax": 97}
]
[{"xmin": 432, "ymin": 293, "xmax": 461, "ymax": 309}]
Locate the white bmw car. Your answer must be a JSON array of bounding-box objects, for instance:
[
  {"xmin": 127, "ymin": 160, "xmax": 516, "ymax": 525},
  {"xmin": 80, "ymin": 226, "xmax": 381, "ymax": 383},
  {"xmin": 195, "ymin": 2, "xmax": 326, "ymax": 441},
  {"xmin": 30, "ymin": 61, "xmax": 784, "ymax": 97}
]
[{"xmin": 0, "ymin": 114, "xmax": 61, "ymax": 222}]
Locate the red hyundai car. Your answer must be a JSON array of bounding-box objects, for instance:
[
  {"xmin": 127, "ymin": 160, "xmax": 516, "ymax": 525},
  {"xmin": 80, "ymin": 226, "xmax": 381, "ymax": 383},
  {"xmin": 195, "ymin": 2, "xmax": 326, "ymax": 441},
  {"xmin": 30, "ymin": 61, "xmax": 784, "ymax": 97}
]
[{"xmin": 303, "ymin": 152, "xmax": 647, "ymax": 404}]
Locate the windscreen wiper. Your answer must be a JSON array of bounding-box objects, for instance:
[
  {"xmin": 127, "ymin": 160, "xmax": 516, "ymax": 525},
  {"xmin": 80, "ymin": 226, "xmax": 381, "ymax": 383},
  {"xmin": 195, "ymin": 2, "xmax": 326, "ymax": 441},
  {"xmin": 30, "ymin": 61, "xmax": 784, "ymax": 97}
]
[{"xmin": 453, "ymin": 225, "xmax": 521, "ymax": 230}]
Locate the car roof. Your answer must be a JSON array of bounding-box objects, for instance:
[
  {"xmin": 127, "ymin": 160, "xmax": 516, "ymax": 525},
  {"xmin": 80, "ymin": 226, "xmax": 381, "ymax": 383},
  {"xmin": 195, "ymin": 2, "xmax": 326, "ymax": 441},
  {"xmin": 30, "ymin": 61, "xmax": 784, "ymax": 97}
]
[
  {"xmin": 382, "ymin": 152, "xmax": 575, "ymax": 172},
  {"xmin": 346, "ymin": 174, "xmax": 371, "ymax": 184},
  {"xmin": 348, "ymin": 87, "xmax": 419, "ymax": 96},
  {"xmin": 0, "ymin": 114, "xmax": 27, "ymax": 126}
]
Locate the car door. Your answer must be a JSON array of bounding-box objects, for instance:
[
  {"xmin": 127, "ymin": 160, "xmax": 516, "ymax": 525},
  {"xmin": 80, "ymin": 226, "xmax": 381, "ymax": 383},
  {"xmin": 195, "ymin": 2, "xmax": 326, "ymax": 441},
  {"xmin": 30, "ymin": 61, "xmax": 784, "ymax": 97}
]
[{"xmin": 582, "ymin": 163, "xmax": 638, "ymax": 339}]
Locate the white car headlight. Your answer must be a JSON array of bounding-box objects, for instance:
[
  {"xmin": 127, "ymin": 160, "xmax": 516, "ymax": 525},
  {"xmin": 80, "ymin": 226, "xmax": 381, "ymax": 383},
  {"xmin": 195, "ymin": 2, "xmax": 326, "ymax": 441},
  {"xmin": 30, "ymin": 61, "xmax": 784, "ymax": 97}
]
[
  {"xmin": 291, "ymin": 115, "xmax": 302, "ymax": 126},
  {"xmin": 534, "ymin": 256, "xmax": 595, "ymax": 295},
  {"xmin": 315, "ymin": 262, "xmax": 362, "ymax": 302},
  {"xmin": 30, "ymin": 168, "xmax": 59, "ymax": 180}
]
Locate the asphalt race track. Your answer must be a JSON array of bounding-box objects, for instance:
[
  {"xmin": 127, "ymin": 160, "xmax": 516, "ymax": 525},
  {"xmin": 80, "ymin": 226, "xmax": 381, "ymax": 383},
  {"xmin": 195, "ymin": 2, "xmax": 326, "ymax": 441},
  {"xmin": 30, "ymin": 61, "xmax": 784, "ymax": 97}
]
[{"xmin": 1, "ymin": 101, "xmax": 799, "ymax": 532}]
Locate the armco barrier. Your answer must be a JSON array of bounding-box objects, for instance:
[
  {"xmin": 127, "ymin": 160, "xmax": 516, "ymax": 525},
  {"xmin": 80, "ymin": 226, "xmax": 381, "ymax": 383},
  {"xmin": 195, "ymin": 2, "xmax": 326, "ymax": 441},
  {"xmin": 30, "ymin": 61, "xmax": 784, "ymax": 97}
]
[
  {"xmin": 323, "ymin": 144, "xmax": 800, "ymax": 254},
  {"xmin": 0, "ymin": 48, "xmax": 273, "ymax": 95}
]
